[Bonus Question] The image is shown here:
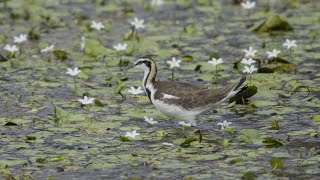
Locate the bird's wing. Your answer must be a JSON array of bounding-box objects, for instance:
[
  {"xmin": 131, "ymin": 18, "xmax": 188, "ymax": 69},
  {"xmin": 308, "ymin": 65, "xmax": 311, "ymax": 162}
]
[{"xmin": 153, "ymin": 76, "xmax": 246, "ymax": 110}]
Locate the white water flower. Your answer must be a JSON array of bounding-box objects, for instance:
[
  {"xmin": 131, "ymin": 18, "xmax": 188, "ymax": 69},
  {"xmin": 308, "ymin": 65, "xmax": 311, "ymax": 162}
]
[
  {"xmin": 130, "ymin": 17, "xmax": 145, "ymax": 29},
  {"xmin": 78, "ymin": 96, "xmax": 95, "ymax": 105},
  {"xmin": 128, "ymin": 86, "xmax": 144, "ymax": 95},
  {"xmin": 243, "ymin": 46, "xmax": 258, "ymax": 58},
  {"xmin": 167, "ymin": 57, "xmax": 181, "ymax": 69},
  {"xmin": 162, "ymin": 142, "xmax": 174, "ymax": 147},
  {"xmin": 241, "ymin": 1, "xmax": 256, "ymax": 9},
  {"xmin": 243, "ymin": 65, "xmax": 258, "ymax": 74},
  {"xmin": 217, "ymin": 120, "xmax": 232, "ymax": 131},
  {"xmin": 125, "ymin": 130, "xmax": 140, "ymax": 139},
  {"xmin": 151, "ymin": 0, "xmax": 164, "ymax": 6},
  {"xmin": 13, "ymin": 34, "xmax": 27, "ymax": 44},
  {"xmin": 178, "ymin": 121, "xmax": 192, "ymax": 127},
  {"xmin": 40, "ymin": 45, "xmax": 54, "ymax": 53},
  {"xmin": 144, "ymin": 116, "xmax": 158, "ymax": 125},
  {"xmin": 91, "ymin": 21, "xmax": 104, "ymax": 31},
  {"xmin": 241, "ymin": 58, "xmax": 256, "ymax": 65},
  {"xmin": 282, "ymin": 39, "xmax": 297, "ymax": 49},
  {"xmin": 80, "ymin": 36, "xmax": 85, "ymax": 51},
  {"xmin": 113, "ymin": 43, "xmax": 127, "ymax": 51},
  {"xmin": 208, "ymin": 57, "xmax": 223, "ymax": 66},
  {"xmin": 66, "ymin": 67, "xmax": 81, "ymax": 77},
  {"xmin": 266, "ymin": 49, "xmax": 281, "ymax": 59},
  {"xmin": 4, "ymin": 44, "xmax": 18, "ymax": 53}
]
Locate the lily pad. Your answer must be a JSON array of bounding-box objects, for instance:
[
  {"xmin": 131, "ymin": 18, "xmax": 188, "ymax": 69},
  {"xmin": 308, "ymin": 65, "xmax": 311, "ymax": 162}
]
[{"xmin": 252, "ymin": 14, "xmax": 293, "ymax": 33}]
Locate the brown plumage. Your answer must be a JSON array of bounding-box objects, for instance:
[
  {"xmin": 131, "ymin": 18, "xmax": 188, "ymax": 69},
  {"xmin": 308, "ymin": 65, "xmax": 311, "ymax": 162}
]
[
  {"xmin": 153, "ymin": 76, "xmax": 246, "ymax": 110},
  {"xmin": 134, "ymin": 56, "xmax": 247, "ymax": 126}
]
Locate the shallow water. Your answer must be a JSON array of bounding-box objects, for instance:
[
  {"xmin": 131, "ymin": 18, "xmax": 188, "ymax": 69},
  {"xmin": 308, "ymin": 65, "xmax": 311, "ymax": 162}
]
[{"xmin": 0, "ymin": 0, "xmax": 320, "ymax": 179}]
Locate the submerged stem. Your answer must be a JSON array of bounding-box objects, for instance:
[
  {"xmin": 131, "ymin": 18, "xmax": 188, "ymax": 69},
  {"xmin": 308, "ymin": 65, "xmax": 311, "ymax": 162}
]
[
  {"xmin": 171, "ymin": 68, "xmax": 175, "ymax": 81},
  {"xmin": 74, "ymin": 76, "xmax": 77, "ymax": 90}
]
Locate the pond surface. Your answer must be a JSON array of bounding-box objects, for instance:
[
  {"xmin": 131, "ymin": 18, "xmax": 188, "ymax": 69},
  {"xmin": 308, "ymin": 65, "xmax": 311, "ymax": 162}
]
[{"xmin": 0, "ymin": 0, "xmax": 320, "ymax": 179}]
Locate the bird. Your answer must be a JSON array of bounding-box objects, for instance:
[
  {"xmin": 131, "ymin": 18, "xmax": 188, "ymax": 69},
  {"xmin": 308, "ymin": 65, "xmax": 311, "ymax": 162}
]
[{"xmin": 134, "ymin": 55, "xmax": 247, "ymax": 126}]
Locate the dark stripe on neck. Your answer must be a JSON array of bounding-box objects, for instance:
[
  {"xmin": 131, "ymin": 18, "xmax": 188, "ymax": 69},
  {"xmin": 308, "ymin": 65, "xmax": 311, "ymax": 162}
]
[{"xmin": 144, "ymin": 63, "xmax": 157, "ymax": 101}]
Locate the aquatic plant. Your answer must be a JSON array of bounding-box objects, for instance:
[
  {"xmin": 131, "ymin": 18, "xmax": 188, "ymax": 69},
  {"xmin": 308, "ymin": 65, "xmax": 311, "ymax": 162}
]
[
  {"xmin": 167, "ymin": 57, "xmax": 181, "ymax": 81},
  {"xmin": 66, "ymin": 67, "xmax": 81, "ymax": 90},
  {"xmin": 217, "ymin": 120, "xmax": 232, "ymax": 131},
  {"xmin": 283, "ymin": 39, "xmax": 297, "ymax": 62},
  {"xmin": 90, "ymin": 21, "xmax": 104, "ymax": 31},
  {"xmin": 144, "ymin": 116, "xmax": 158, "ymax": 125}
]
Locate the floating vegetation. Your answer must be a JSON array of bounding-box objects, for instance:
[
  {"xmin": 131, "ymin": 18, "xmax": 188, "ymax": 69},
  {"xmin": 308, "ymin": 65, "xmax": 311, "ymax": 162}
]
[{"xmin": 0, "ymin": 0, "xmax": 319, "ymax": 179}]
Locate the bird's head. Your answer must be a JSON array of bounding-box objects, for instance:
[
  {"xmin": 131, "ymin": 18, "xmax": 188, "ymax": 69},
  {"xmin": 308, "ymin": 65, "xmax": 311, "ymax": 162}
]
[{"xmin": 134, "ymin": 55, "xmax": 156, "ymax": 71}]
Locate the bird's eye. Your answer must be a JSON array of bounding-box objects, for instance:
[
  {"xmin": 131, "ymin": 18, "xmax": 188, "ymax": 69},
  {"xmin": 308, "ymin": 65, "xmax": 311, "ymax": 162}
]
[{"xmin": 135, "ymin": 60, "xmax": 143, "ymax": 66}]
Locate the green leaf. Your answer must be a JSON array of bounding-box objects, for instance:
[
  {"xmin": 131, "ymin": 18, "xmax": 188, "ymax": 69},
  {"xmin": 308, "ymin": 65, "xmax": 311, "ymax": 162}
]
[
  {"xmin": 84, "ymin": 39, "xmax": 114, "ymax": 57},
  {"xmin": 194, "ymin": 64, "xmax": 202, "ymax": 71},
  {"xmin": 113, "ymin": 80, "xmax": 124, "ymax": 94},
  {"xmin": 237, "ymin": 129, "xmax": 262, "ymax": 144},
  {"xmin": 119, "ymin": 135, "xmax": 130, "ymax": 142},
  {"xmin": 180, "ymin": 137, "xmax": 197, "ymax": 147},
  {"xmin": 221, "ymin": 138, "xmax": 229, "ymax": 148},
  {"xmin": 258, "ymin": 67, "xmax": 274, "ymax": 73},
  {"xmin": 269, "ymin": 157, "xmax": 284, "ymax": 169},
  {"xmin": 241, "ymin": 173, "xmax": 257, "ymax": 179},
  {"xmin": 313, "ymin": 113, "xmax": 320, "ymax": 124},
  {"xmin": 36, "ymin": 157, "xmax": 46, "ymax": 163},
  {"xmin": 0, "ymin": 53, "xmax": 7, "ymax": 62},
  {"xmin": 181, "ymin": 55, "xmax": 194, "ymax": 61},
  {"xmin": 183, "ymin": 25, "xmax": 194, "ymax": 34},
  {"xmin": 156, "ymin": 130, "xmax": 168, "ymax": 137},
  {"xmin": 50, "ymin": 155, "xmax": 65, "ymax": 162},
  {"xmin": 263, "ymin": 138, "xmax": 283, "ymax": 148},
  {"xmin": 251, "ymin": 14, "xmax": 293, "ymax": 33},
  {"xmin": 53, "ymin": 50, "xmax": 68, "ymax": 60},
  {"xmin": 225, "ymin": 127, "xmax": 234, "ymax": 136},
  {"xmin": 94, "ymin": 99, "xmax": 104, "ymax": 107},
  {"xmin": 271, "ymin": 120, "xmax": 280, "ymax": 130},
  {"xmin": 26, "ymin": 135, "xmax": 36, "ymax": 141},
  {"xmin": 4, "ymin": 121, "xmax": 18, "ymax": 126},
  {"xmin": 54, "ymin": 106, "xmax": 70, "ymax": 122},
  {"xmin": 28, "ymin": 27, "xmax": 40, "ymax": 40}
]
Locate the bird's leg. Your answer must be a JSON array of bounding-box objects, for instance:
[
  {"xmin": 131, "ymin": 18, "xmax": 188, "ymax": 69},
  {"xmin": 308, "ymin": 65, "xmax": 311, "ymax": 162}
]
[{"xmin": 194, "ymin": 129, "xmax": 203, "ymax": 143}]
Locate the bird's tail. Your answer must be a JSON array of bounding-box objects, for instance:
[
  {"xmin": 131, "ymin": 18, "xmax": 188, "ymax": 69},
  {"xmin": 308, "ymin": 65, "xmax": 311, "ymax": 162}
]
[{"xmin": 225, "ymin": 75, "xmax": 247, "ymax": 98}]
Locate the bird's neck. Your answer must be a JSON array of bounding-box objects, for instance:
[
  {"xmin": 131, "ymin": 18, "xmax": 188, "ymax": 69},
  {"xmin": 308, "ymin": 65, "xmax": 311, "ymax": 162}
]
[{"xmin": 143, "ymin": 64, "xmax": 157, "ymax": 100}]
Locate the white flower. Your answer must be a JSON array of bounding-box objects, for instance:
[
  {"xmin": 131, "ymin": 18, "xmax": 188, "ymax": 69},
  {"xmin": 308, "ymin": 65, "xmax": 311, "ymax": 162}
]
[
  {"xmin": 80, "ymin": 36, "xmax": 85, "ymax": 51},
  {"xmin": 91, "ymin": 21, "xmax": 104, "ymax": 31},
  {"xmin": 78, "ymin": 96, "xmax": 95, "ymax": 105},
  {"xmin": 266, "ymin": 49, "xmax": 281, "ymax": 59},
  {"xmin": 125, "ymin": 130, "xmax": 140, "ymax": 139},
  {"xmin": 113, "ymin": 43, "xmax": 127, "ymax": 51},
  {"xmin": 4, "ymin": 44, "xmax": 19, "ymax": 53},
  {"xmin": 167, "ymin": 57, "xmax": 181, "ymax": 69},
  {"xmin": 243, "ymin": 46, "xmax": 258, "ymax": 58},
  {"xmin": 40, "ymin": 45, "xmax": 54, "ymax": 53},
  {"xmin": 217, "ymin": 120, "xmax": 232, "ymax": 131},
  {"xmin": 66, "ymin": 67, "xmax": 81, "ymax": 76},
  {"xmin": 178, "ymin": 121, "xmax": 192, "ymax": 127},
  {"xmin": 241, "ymin": 1, "xmax": 256, "ymax": 9},
  {"xmin": 13, "ymin": 34, "xmax": 27, "ymax": 44},
  {"xmin": 282, "ymin": 39, "xmax": 297, "ymax": 49},
  {"xmin": 144, "ymin": 116, "xmax": 158, "ymax": 125},
  {"xmin": 162, "ymin": 142, "xmax": 174, "ymax": 147},
  {"xmin": 130, "ymin": 17, "xmax": 145, "ymax": 29},
  {"xmin": 128, "ymin": 86, "xmax": 144, "ymax": 95},
  {"xmin": 243, "ymin": 65, "xmax": 258, "ymax": 74},
  {"xmin": 208, "ymin": 57, "xmax": 223, "ymax": 66},
  {"xmin": 241, "ymin": 58, "xmax": 256, "ymax": 65},
  {"xmin": 151, "ymin": 0, "xmax": 164, "ymax": 6}
]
